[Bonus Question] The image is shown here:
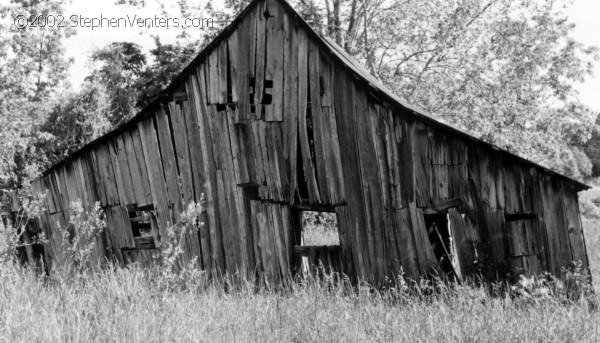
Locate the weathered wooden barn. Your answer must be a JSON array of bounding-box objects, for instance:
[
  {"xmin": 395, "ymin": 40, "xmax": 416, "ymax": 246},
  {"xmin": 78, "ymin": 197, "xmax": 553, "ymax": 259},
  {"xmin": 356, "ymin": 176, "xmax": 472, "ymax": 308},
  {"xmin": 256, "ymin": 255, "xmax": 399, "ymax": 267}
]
[{"xmin": 26, "ymin": 0, "xmax": 590, "ymax": 282}]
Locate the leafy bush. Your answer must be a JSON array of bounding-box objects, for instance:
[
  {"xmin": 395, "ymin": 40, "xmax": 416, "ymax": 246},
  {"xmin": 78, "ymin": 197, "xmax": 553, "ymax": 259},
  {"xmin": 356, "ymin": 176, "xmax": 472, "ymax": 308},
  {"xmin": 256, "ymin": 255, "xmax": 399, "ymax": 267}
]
[
  {"xmin": 0, "ymin": 187, "xmax": 47, "ymax": 266},
  {"xmin": 563, "ymin": 261, "xmax": 595, "ymax": 301},
  {"xmin": 579, "ymin": 187, "xmax": 600, "ymax": 219},
  {"xmin": 51, "ymin": 200, "xmax": 106, "ymax": 276},
  {"xmin": 152, "ymin": 200, "xmax": 206, "ymax": 291},
  {"xmin": 509, "ymin": 261, "xmax": 593, "ymax": 303}
]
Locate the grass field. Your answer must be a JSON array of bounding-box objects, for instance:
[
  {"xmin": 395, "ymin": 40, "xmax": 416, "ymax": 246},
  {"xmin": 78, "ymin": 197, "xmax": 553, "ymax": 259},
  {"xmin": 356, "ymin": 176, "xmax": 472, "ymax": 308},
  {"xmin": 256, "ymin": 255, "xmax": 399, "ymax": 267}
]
[
  {"xmin": 2, "ymin": 262, "xmax": 599, "ymax": 343},
  {"xmin": 1, "ymin": 201, "xmax": 600, "ymax": 342}
]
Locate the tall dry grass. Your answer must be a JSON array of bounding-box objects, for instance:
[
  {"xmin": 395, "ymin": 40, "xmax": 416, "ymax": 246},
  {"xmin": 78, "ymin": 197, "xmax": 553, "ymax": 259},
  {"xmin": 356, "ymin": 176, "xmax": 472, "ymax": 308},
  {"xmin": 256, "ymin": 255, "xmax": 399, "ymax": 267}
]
[
  {"xmin": 0, "ymin": 196, "xmax": 600, "ymax": 342},
  {"xmin": 1, "ymin": 262, "xmax": 599, "ymax": 343},
  {"xmin": 581, "ymin": 185, "xmax": 600, "ymax": 289}
]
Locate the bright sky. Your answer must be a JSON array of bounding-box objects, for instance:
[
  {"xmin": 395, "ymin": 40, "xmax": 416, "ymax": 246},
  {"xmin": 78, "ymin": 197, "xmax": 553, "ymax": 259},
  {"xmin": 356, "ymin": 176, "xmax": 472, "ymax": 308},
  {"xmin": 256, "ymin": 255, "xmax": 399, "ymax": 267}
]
[
  {"xmin": 64, "ymin": 0, "xmax": 600, "ymax": 113},
  {"xmin": 65, "ymin": 0, "xmax": 201, "ymax": 87},
  {"xmin": 565, "ymin": 0, "xmax": 600, "ymax": 113}
]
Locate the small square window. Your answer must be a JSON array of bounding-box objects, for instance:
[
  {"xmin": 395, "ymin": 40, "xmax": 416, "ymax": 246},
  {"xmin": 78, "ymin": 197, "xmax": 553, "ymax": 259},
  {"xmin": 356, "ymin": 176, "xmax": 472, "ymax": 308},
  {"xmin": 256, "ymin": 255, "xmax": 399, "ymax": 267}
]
[
  {"xmin": 301, "ymin": 211, "xmax": 339, "ymax": 246},
  {"xmin": 128, "ymin": 205, "xmax": 158, "ymax": 249},
  {"xmin": 294, "ymin": 210, "xmax": 342, "ymax": 276}
]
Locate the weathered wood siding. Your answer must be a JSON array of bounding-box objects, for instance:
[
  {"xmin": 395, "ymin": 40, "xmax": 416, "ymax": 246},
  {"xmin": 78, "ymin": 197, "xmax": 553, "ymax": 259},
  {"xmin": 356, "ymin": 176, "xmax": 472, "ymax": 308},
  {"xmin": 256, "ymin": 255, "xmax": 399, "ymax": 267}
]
[{"xmin": 30, "ymin": 0, "xmax": 588, "ymax": 282}]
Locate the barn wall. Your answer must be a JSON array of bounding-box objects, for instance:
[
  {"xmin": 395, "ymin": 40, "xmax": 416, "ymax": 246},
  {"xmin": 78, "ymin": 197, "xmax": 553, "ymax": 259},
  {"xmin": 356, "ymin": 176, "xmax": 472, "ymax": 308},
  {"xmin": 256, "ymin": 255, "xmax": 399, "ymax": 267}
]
[{"xmin": 30, "ymin": 0, "xmax": 588, "ymax": 282}]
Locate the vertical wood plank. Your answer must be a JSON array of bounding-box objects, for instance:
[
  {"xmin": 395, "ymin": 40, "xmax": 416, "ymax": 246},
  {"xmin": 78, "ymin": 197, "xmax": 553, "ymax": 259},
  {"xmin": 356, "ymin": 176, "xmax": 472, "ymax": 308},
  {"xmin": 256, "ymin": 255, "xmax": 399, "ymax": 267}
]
[
  {"xmin": 283, "ymin": 13, "xmax": 299, "ymax": 202},
  {"xmin": 155, "ymin": 106, "xmax": 183, "ymax": 224},
  {"xmin": 409, "ymin": 203, "xmax": 438, "ymax": 274},
  {"xmin": 218, "ymin": 40, "xmax": 228, "ymax": 104},
  {"xmin": 235, "ymin": 8, "xmax": 255, "ymax": 122},
  {"xmin": 185, "ymin": 79, "xmax": 213, "ymax": 273},
  {"xmin": 264, "ymin": 0, "xmax": 284, "ymax": 121},
  {"xmin": 55, "ymin": 167, "xmax": 70, "ymax": 211},
  {"xmin": 73, "ymin": 159, "xmax": 90, "ymax": 209},
  {"xmin": 414, "ymin": 123, "xmax": 431, "ymax": 207},
  {"xmin": 169, "ymin": 101, "xmax": 195, "ymax": 204},
  {"xmin": 297, "ymin": 29, "xmax": 321, "ymax": 203},
  {"xmin": 562, "ymin": 182, "xmax": 587, "ymax": 267},
  {"xmin": 448, "ymin": 209, "xmax": 478, "ymax": 277},
  {"xmin": 207, "ymin": 49, "xmax": 220, "ymax": 105},
  {"xmin": 114, "ymin": 136, "xmax": 136, "ymax": 206},
  {"xmin": 138, "ymin": 117, "xmax": 170, "ymax": 240},
  {"xmin": 182, "ymin": 84, "xmax": 208, "ymax": 200},
  {"xmin": 64, "ymin": 162, "xmax": 81, "ymax": 206},
  {"xmin": 193, "ymin": 66, "xmax": 226, "ymax": 274},
  {"xmin": 124, "ymin": 130, "xmax": 152, "ymax": 207},
  {"xmin": 394, "ymin": 208, "xmax": 420, "ymax": 278},
  {"xmin": 96, "ymin": 144, "xmax": 121, "ymax": 206},
  {"xmin": 90, "ymin": 149, "xmax": 108, "ymax": 207},
  {"xmin": 253, "ymin": 1, "xmax": 267, "ymax": 118},
  {"xmin": 399, "ymin": 119, "xmax": 415, "ymax": 207}
]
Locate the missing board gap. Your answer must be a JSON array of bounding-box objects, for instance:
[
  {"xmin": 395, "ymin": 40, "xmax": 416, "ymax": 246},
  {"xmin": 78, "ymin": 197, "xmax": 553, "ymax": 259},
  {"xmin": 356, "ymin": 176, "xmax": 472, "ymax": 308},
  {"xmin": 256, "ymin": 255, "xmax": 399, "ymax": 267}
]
[
  {"xmin": 261, "ymin": 79, "xmax": 273, "ymax": 105},
  {"xmin": 226, "ymin": 43, "xmax": 233, "ymax": 104},
  {"xmin": 262, "ymin": 93, "xmax": 273, "ymax": 105},
  {"xmin": 504, "ymin": 213, "xmax": 536, "ymax": 222},
  {"xmin": 319, "ymin": 76, "xmax": 325, "ymax": 96}
]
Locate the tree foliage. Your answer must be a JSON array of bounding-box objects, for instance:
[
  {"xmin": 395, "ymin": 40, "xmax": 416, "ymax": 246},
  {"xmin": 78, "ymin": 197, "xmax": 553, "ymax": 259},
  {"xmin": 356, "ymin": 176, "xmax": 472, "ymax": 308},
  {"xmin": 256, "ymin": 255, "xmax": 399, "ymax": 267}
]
[
  {"xmin": 0, "ymin": 0, "xmax": 74, "ymax": 191},
  {"xmin": 38, "ymin": 80, "xmax": 112, "ymax": 165},
  {"xmin": 280, "ymin": 0, "xmax": 598, "ymax": 178},
  {"xmin": 135, "ymin": 39, "xmax": 198, "ymax": 109},
  {"xmin": 583, "ymin": 116, "xmax": 600, "ymax": 177},
  {"xmin": 87, "ymin": 42, "xmax": 147, "ymax": 125}
]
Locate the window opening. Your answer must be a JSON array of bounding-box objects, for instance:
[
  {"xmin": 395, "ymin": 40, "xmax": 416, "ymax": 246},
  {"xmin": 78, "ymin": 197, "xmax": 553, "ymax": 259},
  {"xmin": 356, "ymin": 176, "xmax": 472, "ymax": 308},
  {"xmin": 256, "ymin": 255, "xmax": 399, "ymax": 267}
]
[
  {"xmin": 293, "ymin": 210, "xmax": 341, "ymax": 276},
  {"xmin": 301, "ymin": 211, "xmax": 339, "ymax": 246},
  {"xmin": 129, "ymin": 205, "xmax": 158, "ymax": 249}
]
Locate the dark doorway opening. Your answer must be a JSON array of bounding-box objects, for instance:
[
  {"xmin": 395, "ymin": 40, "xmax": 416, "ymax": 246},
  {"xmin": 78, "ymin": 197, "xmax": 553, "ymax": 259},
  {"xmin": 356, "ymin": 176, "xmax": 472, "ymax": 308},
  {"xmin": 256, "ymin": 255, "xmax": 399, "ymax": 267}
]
[{"xmin": 424, "ymin": 213, "xmax": 459, "ymax": 279}]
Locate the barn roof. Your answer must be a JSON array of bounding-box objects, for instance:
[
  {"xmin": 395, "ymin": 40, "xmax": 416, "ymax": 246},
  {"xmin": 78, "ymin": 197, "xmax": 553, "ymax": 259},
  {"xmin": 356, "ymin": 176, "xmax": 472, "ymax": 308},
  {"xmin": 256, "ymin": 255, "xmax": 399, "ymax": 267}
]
[{"xmin": 42, "ymin": 0, "xmax": 590, "ymax": 192}]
